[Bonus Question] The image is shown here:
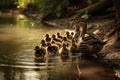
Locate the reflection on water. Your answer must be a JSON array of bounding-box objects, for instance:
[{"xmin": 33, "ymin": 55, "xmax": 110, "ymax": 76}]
[
  {"xmin": 21, "ymin": 71, "xmax": 48, "ymax": 80},
  {"xmin": 0, "ymin": 13, "xmax": 76, "ymax": 80},
  {"xmin": 0, "ymin": 13, "xmax": 119, "ymax": 80}
]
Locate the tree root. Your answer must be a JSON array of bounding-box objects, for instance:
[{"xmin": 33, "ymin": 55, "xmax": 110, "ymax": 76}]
[{"xmin": 72, "ymin": 0, "xmax": 113, "ymax": 18}]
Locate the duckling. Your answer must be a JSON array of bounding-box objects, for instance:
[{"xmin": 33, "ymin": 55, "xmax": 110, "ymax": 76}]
[
  {"xmin": 34, "ymin": 46, "xmax": 46, "ymax": 59},
  {"xmin": 70, "ymin": 39, "xmax": 79, "ymax": 55},
  {"xmin": 51, "ymin": 40, "xmax": 62, "ymax": 48},
  {"xmin": 57, "ymin": 32, "xmax": 63, "ymax": 39},
  {"xmin": 66, "ymin": 31, "xmax": 73, "ymax": 40},
  {"xmin": 44, "ymin": 34, "xmax": 51, "ymax": 42},
  {"xmin": 47, "ymin": 43, "xmax": 59, "ymax": 56},
  {"xmin": 71, "ymin": 32, "xmax": 75, "ymax": 38},
  {"xmin": 40, "ymin": 40, "xmax": 47, "ymax": 47},
  {"xmin": 52, "ymin": 34, "xmax": 62, "ymax": 42},
  {"xmin": 59, "ymin": 43, "xmax": 70, "ymax": 57},
  {"xmin": 62, "ymin": 37, "xmax": 71, "ymax": 47}
]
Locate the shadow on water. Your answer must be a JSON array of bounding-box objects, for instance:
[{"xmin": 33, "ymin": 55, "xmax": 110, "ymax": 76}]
[
  {"xmin": 75, "ymin": 57, "xmax": 120, "ymax": 80},
  {"xmin": 0, "ymin": 13, "xmax": 119, "ymax": 80}
]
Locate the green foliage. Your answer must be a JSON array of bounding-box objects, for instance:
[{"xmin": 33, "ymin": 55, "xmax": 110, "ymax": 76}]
[
  {"xmin": 38, "ymin": 0, "xmax": 70, "ymax": 18},
  {"xmin": 17, "ymin": 0, "xmax": 34, "ymax": 8},
  {"xmin": 81, "ymin": 11, "xmax": 91, "ymax": 20}
]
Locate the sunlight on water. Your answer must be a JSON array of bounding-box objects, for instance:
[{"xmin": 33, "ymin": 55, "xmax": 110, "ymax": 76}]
[
  {"xmin": 0, "ymin": 13, "xmax": 119, "ymax": 80},
  {"xmin": 0, "ymin": 71, "xmax": 4, "ymax": 80},
  {"xmin": 23, "ymin": 71, "xmax": 48, "ymax": 80}
]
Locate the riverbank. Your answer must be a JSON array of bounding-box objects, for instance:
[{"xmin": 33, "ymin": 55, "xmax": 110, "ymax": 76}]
[
  {"xmin": 21, "ymin": 11, "xmax": 120, "ymax": 78},
  {"xmin": 0, "ymin": 11, "xmax": 119, "ymax": 79},
  {"xmin": 24, "ymin": 11, "xmax": 119, "ymax": 59}
]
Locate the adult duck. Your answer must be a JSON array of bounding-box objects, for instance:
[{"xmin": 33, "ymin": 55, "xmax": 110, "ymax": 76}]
[{"xmin": 79, "ymin": 34, "xmax": 108, "ymax": 57}]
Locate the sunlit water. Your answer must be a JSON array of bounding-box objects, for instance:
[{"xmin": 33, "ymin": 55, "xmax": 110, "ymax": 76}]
[{"xmin": 0, "ymin": 13, "xmax": 119, "ymax": 80}]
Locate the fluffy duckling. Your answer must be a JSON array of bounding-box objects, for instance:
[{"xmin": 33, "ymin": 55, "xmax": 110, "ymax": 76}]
[
  {"xmin": 66, "ymin": 31, "xmax": 73, "ymax": 40},
  {"xmin": 34, "ymin": 46, "xmax": 46, "ymax": 59},
  {"xmin": 47, "ymin": 43, "xmax": 59, "ymax": 56},
  {"xmin": 44, "ymin": 34, "xmax": 51, "ymax": 42},
  {"xmin": 59, "ymin": 43, "xmax": 70, "ymax": 57},
  {"xmin": 52, "ymin": 34, "xmax": 62, "ymax": 42},
  {"xmin": 51, "ymin": 40, "xmax": 62, "ymax": 48},
  {"xmin": 71, "ymin": 32, "xmax": 75, "ymax": 38},
  {"xmin": 70, "ymin": 39, "xmax": 79, "ymax": 55},
  {"xmin": 40, "ymin": 40, "xmax": 47, "ymax": 47},
  {"xmin": 57, "ymin": 32, "xmax": 63, "ymax": 39},
  {"xmin": 62, "ymin": 37, "xmax": 71, "ymax": 47}
]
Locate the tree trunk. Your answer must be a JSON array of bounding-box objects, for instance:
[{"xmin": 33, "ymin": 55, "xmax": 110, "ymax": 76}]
[
  {"xmin": 74, "ymin": 0, "xmax": 113, "ymax": 17},
  {"xmin": 107, "ymin": 0, "xmax": 120, "ymax": 39},
  {"xmin": 113, "ymin": 0, "xmax": 120, "ymax": 21}
]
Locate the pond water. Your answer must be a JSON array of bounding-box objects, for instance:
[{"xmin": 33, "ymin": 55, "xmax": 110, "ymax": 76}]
[{"xmin": 0, "ymin": 13, "xmax": 119, "ymax": 80}]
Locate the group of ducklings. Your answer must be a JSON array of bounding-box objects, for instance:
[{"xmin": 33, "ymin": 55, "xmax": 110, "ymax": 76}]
[
  {"xmin": 34, "ymin": 31, "xmax": 80, "ymax": 59},
  {"xmin": 34, "ymin": 17, "xmax": 108, "ymax": 59}
]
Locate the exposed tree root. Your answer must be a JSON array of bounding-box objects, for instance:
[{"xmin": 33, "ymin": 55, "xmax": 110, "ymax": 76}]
[{"xmin": 72, "ymin": 0, "xmax": 113, "ymax": 18}]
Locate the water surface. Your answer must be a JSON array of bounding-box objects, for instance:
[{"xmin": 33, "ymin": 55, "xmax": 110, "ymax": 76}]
[{"xmin": 0, "ymin": 13, "xmax": 119, "ymax": 80}]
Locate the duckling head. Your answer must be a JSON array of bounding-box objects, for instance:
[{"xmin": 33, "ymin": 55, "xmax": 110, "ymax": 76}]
[
  {"xmin": 57, "ymin": 32, "xmax": 60, "ymax": 36},
  {"xmin": 47, "ymin": 42, "xmax": 51, "ymax": 46},
  {"xmin": 62, "ymin": 43, "xmax": 67, "ymax": 48},
  {"xmin": 40, "ymin": 40, "xmax": 46, "ymax": 44},
  {"xmin": 66, "ymin": 31, "xmax": 70, "ymax": 36},
  {"xmin": 34, "ymin": 46, "xmax": 40, "ymax": 50},
  {"xmin": 52, "ymin": 34, "xmax": 56, "ymax": 39},
  {"xmin": 63, "ymin": 37, "xmax": 67, "ymax": 41},
  {"xmin": 51, "ymin": 40, "xmax": 55, "ymax": 44},
  {"xmin": 45, "ymin": 34, "xmax": 49, "ymax": 38}
]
